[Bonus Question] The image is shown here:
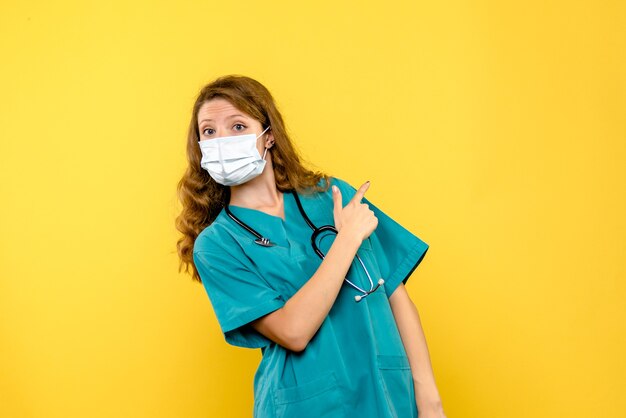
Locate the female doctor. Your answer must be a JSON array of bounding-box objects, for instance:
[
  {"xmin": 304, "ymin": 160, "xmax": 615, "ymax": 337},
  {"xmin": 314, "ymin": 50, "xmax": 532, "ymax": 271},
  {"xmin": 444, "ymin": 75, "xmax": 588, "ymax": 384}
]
[{"xmin": 176, "ymin": 75, "xmax": 446, "ymax": 418}]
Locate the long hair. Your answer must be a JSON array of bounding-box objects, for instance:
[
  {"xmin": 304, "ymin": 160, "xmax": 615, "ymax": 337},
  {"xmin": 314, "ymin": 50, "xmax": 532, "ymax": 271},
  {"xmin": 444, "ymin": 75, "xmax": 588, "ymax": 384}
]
[{"xmin": 175, "ymin": 75, "xmax": 331, "ymax": 283}]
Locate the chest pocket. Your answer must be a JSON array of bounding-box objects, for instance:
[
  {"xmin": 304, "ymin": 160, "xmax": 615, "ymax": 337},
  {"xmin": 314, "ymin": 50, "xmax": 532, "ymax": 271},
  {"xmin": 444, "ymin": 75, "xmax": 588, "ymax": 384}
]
[{"xmin": 358, "ymin": 236, "xmax": 374, "ymax": 252}]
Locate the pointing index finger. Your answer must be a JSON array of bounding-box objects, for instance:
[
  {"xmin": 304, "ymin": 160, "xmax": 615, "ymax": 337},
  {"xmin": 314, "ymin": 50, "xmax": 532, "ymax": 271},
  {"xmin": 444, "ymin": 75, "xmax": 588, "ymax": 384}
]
[{"xmin": 350, "ymin": 181, "xmax": 370, "ymax": 204}]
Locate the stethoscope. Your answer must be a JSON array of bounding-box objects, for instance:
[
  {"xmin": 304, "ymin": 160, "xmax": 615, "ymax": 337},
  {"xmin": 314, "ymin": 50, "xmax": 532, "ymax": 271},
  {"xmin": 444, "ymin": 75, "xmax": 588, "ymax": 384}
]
[{"xmin": 224, "ymin": 190, "xmax": 384, "ymax": 302}]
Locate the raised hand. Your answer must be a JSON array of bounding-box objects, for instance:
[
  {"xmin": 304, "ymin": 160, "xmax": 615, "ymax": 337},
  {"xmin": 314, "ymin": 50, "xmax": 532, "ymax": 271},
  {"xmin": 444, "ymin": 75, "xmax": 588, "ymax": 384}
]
[{"xmin": 332, "ymin": 181, "xmax": 378, "ymax": 243}]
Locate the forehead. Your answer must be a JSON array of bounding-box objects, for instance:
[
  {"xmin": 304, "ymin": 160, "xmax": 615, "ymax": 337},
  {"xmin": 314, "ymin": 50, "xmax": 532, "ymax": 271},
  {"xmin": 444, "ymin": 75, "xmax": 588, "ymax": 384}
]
[{"xmin": 197, "ymin": 98, "xmax": 252, "ymax": 123}]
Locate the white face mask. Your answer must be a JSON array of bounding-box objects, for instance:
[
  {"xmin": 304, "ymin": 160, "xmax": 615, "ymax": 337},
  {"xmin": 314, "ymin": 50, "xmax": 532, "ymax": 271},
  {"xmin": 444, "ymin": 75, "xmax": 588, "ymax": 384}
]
[{"xmin": 198, "ymin": 126, "xmax": 272, "ymax": 186}]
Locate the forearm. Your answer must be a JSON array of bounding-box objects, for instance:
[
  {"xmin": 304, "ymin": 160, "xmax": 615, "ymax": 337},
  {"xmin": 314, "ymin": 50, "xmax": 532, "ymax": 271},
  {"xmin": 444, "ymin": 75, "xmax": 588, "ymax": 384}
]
[
  {"xmin": 251, "ymin": 232, "xmax": 359, "ymax": 351},
  {"xmin": 251, "ymin": 183, "xmax": 377, "ymax": 352},
  {"xmin": 279, "ymin": 231, "xmax": 361, "ymax": 348},
  {"xmin": 389, "ymin": 284, "xmax": 442, "ymax": 403}
]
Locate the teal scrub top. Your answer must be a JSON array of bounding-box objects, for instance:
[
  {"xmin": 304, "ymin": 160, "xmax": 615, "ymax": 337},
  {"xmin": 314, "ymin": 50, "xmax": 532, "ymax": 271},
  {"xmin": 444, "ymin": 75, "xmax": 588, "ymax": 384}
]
[{"xmin": 193, "ymin": 176, "xmax": 429, "ymax": 418}]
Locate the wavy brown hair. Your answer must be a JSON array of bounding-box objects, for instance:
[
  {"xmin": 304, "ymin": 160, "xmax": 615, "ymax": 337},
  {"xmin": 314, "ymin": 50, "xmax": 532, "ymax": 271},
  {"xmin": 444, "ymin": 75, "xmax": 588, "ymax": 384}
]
[{"xmin": 176, "ymin": 75, "xmax": 331, "ymax": 283}]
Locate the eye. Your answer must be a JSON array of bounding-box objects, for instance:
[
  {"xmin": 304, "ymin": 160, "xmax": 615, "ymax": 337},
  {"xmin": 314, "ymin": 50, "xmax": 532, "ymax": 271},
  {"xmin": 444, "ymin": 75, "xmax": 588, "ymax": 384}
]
[
  {"xmin": 233, "ymin": 123, "xmax": 246, "ymax": 131},
  {"xmin": 202, "ymin": 127, "xmax": 215, "ymax": 136}
]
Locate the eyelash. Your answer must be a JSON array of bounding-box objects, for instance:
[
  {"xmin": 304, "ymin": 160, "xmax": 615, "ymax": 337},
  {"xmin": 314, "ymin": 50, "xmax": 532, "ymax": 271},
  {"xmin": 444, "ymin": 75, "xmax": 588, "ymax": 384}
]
[{"xmin": 202, "ymin": 123, "xmax": 246, "ymax": 136}]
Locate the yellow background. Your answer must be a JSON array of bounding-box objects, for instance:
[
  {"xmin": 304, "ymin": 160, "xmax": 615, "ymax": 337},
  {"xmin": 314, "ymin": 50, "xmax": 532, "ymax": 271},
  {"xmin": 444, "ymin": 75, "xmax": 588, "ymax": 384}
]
[{"xmin": 1, "ymin": 1, "xmax": 624, "ymax": 417}]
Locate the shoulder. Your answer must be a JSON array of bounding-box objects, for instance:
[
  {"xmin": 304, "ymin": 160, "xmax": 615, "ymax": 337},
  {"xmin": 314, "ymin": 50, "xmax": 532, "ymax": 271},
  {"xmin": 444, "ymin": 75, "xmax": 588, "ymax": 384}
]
[
  {"xmin": 328, "ymin": 176, "xmax": 356, "ymax": 192},
  {"xmin": 193, "ymin": 210, "xmax": 237, "ymax": 255},
  {"xmin": 314, "ymin": 176, "xmax": 356, "ymax": 194},
  {"xmin": 303, "ymin": 176, "xmax": 357, "ymax": 207},
  {"xmin": 324, "ymin": 176, "xmax": 361, "ymax": 204}
]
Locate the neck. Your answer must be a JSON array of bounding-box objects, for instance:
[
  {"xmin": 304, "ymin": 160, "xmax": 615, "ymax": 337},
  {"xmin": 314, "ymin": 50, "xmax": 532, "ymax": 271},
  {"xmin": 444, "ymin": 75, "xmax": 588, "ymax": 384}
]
[{"xmin": 228, "ymin": 156, "xmax": 281, "ymax": 209}]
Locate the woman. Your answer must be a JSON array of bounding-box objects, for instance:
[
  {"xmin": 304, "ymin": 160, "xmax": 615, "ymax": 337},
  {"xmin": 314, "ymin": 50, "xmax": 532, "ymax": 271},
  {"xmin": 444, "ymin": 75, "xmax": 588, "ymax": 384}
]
[{"xmin": 176, "ymin": 75, "xmax": 446, "ymax": 418}]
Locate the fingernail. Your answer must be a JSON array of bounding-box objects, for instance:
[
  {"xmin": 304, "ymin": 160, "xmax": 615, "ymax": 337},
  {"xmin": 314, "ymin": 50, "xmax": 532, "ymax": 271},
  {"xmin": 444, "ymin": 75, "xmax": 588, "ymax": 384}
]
[
  {"xmin": 332, "ymin": 185, "xmax": 337, "ymax": 193},
  {"xmin": 366, "ymin": 180, "xmax": 370, "ymax": 184}
]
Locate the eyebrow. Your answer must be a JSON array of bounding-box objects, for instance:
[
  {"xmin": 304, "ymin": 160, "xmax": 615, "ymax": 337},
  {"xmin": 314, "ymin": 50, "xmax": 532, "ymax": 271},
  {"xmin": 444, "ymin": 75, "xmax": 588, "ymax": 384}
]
[{"xmin": 199, "ymin": 114, "xmax": 245, "ymax": 124}]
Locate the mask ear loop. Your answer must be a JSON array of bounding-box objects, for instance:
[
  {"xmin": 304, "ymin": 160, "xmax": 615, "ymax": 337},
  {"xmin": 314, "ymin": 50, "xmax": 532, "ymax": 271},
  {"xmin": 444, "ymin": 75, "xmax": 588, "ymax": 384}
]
[{"xmin": 261, "ymin": 126, "xmax": 273, "ymax": 160}]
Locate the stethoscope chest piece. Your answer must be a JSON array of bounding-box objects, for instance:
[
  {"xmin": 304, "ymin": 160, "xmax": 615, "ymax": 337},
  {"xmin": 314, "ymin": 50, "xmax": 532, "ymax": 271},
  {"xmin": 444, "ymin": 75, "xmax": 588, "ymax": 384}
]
[
  {"xmin": 225, "ymin": 205, "xmax": 277, "ymax": 247},
  {"xmin": 254, "ymin": 237, "xmax": 276, "ymax": 247}
]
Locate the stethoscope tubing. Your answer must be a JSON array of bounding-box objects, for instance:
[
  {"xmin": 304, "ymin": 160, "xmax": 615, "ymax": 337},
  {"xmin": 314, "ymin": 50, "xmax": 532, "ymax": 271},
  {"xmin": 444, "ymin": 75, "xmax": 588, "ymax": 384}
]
[
  {"xmin": 224, "ymin": 189, "xmax": 384, "ymax": 301},
  {"xmin": 224, "ymin": 204, "xmax": 274, "ymax": 247}
]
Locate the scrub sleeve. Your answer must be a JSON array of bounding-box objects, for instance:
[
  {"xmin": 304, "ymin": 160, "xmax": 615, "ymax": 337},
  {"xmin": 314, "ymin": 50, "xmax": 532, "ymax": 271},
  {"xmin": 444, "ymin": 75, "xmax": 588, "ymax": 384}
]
[
  {"xmin": 193, "ymin": 176, "xmax": 430, "ymax": 418},
  {"xmin": 335, "ymin": 179, "xmax": 430, "ymax": 298},
  {"xmin": 193, "ymin": 234, "xmax": 286, "ymax": 348}
]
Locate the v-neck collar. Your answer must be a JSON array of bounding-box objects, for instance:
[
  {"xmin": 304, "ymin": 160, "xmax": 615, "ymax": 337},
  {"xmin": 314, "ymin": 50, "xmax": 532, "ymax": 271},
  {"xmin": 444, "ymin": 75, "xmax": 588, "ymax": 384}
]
[{"xmin": 224, "ymin": 191, "xmax": 295, "ymax": 248}]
